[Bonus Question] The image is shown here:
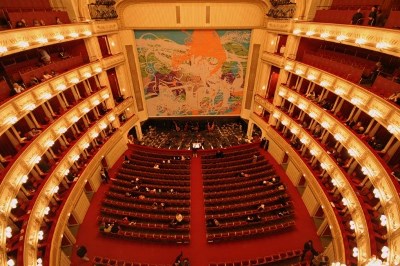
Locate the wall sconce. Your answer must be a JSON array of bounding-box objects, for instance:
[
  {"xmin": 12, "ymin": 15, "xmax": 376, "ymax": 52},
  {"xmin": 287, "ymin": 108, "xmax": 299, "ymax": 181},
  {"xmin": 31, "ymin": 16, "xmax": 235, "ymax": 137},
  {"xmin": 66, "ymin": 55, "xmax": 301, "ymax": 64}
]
[
  {"xmin": 355, "ymin": 38, "xmax": 367, "ymax": 45},
  {"xmin": 349, "ymin": 220, "xmax": 356, "ymax": 230},
  {"xmin": 307, "ymin": 74, "xmax": 316, "ymax": 80},
  {"xmin": 82, "ymin": 107, "xmax": 90, "ymax": 114},
  {"xmin": 381, "ymin": 246, "xmax": 389, "ymax": 259},
  {"xmin": 273, "ymin": 112, "xmax": 281, "ymax": 119},
  {"xmin": 20, "ymin": 175, "xmax": 28, "ymax": 184},
  {"xmin": 40, "ymin": 92, "xmax": 52, "ymax": 100},
  {"xmin": 281, "ymin": 119, "xmax": 289, "ymax": 126},
  {"xmin": 336, "ymin": 35, "xmax": 347, "ymax": 42},
  {"xmin": 69, "ymin": 77, "xmax": 79, "ymax": 84},
  {"xmin": 320, "ymin": 80, "xmax": 331, "ymax": 87},
  {"xmin": 54, "ymin": 34, "xmax": 65, "ymax": 41},
  {"xmin": 45, "ymin": 140, "xmax": 55, "ymax": 148},
  {"xmin": 284, "ymin": 65, "xmax": 293, "ymax": 71},
  {"xmin": 36, "ymin": 37, "xmax": 48, "ymax": 44},
  {"xmin": 288, "ymin": 96, "xmax": 296, "ymax": 103},
  {"xmin": 0, "ymin": 45, "xmax": 8, "ymax": 54},
  {"xmin": 334, "ymin": 133, "xmax": 345, "ymax": 142},
  {"xmin": 380, "ymin": 215, "xmax": 387, "ymax": 226},
  {"xmin": 387, "ymin": 124, "xmax": 399, "ymax": 134},
  {"xmin": 92, "ymin": 99, "xmax": 100, "ymax": 106},
  {"xmin": 31, "ymin": 155, "xmax": 42, "ymax": 165},
  {"xmin": 4, "ymin": 116, "xmax": 18, "ymax": 125},
  {"xmin": 352, "ymin": 247, "xmax": 359, "ymax": 258},
  {"xmin": 368, "ymin": 109, "xmax": 381, "ymax": 118},
  {"xmin": 37, "ymin": 258, "xmax": 43, "ymax": 266},
  {"xmin": 351, "ymin": 97, "xmax": 363, "ymax": 106},
  {"xmin": 306, "ymin": 30, "xmax": 315, "ymax": 36},
  {"xmin": 362, "ymin": 166, "xmax": 376, "ymax": 177},
  {"xmin": 298, "ymin": 103, "xmax": 306, "ymax": 110},
  {"xmin": 320, "ymin": 162, "xmax": 331, "ymax": 171},
  {"xmin": 100, "ymin": 123, "xmax": 107, "ymax": 129},
  {"xmin": 82, "ymin": 142, "xmax": 90, "ymax": 149},
  {"xmin": 321, "ymin": 121, "xmax": 330, "ymax": 129},
  {"xmin": 320, "ymin": 32, "xmax": 330, "ymax": 39},
  {"xmin": 108, "ymin": 115, "xmax": 115, "ymax": 122},
  {"xmin": 278, "ymin": 90, "xmax": 286, "ymax": 97},
  {"xmin": 373, "ymin": 188, "xmax": 381, "ymax": 199},
  {"xmin": 23, "ymin": 103, "xmax": 36, "ymax": 111},
  {"xmin": 37, "ymin": 230, "xmax": 44, "ymax": 241},
  {"xmin": 56, "ymin": 83, "xmax": 67, "ymax": 91},
  {"xmin": 43, "ymin": 206, "xmax": 50, "ymax": 215},
  {"xmin": 295, "ymin": 69, "xmax": 304, "ymax": 75},
  {"xmin": 290, "ymin": 127, "xmax": 299, "ymax": 135},
  {"xmin": 7, "ymin": 259, "xmax": 15, "ymax": 266},
  {"xmin": 58, "ymin": 127, "xmax": 67, "ymax": 134},
  {"xmin": 52, "ymin": 186, "xmax": 60, "ymax": 194},
  {"xmin": 102, "ymin": 94, "xmax": 110, "ymax": 99},
  {"xmin": 95, "ymin": 67, "xmax": 102, "ymax": 73},
  {"xmin": 293, "ymin": 29, "xmax": 301, "ymax": 35},
  {"xmin": 334, "ymin": 87, "xmax": 345, "ymax": 96},
  {"xmin": 5, "ymin": 226, "xmax": 12, "ymax": 238},
  {"xmin": 16, "ymin": 41, "xmax": 29, "ymax": 49},
  {"xmin": 71, "ymin": 154, "xmax": 80, "ymax": 162},
  {"xmin": 376, "ymin": 42, "xmax": 390, "ymax": 50},
  {"xmin": 91, "ymin": 132, "xmax": 99, "ymax": 139},
  {"xmin": 10, "ymin": 198, "xmax": 18, "ymax": 209},
  {"xmin": 348, "ymin": 148, "xmax": 360, "ymax": 158},
  {"xmin": 83, "ymin": 30, "xmax": 92, "ymax": 36},
  {"xmin": 71, "ymin": 116, "xmax": 79, "ymax": 123},
  {"xmin": 310, "ymin": 149, "xmax": 319, "ymax": 156},
  {"xmin": 300, "ymin": 137, "xmax": 309, "ymax": 145},
  {"xmin": 83, "ymin": 72, "xmax": 91, "ymax": 78},
  {"xmin": 63, "ymin": 169, "xmax": 70, "ymax": 176},
  {"xmin": 309, "ymin": 112, "xmax": 317, "ymax": 119},
  {"xmin": 69, "ymin": 32, "xmax": 79, "ymax": 38}
]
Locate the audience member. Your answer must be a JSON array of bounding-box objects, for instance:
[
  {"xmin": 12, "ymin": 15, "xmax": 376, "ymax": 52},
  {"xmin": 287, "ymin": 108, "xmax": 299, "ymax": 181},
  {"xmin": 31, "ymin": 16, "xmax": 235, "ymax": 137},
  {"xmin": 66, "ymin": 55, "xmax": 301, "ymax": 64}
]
[
  {"xmin": 29, "ymin": 75, "xmax": 40, "ymax": 87},
  {"xmin": 257, "ymin": 203, "xmax": 265, "ymax": 211},
  {"xmin": 33, "ymin": 19, "xmax": 41, "ymax": 27},
  {"xmin": 153, "ymin": 163, "xmax": 160, "ymax": 169},
  {"xmin": 387, "ymin": 92, "xmax": 400, "ymax": 105},
  {"xmin": 206, "ymin": 218, "xmax": 220, "ymax": 227},
  {"xmin": 300, "ymin": 240, "xmax": 319, "ymax": 262},
  {"xmin": 40, "ymin": 19, "xmax": 46, "ymax": 26},
  {"xmin": 38, "ymin": 48, "xmax": 51, "ymax": 64},
  {"xmin": 56, "ymin": 17, "xmax": 63, "ymax": 24},
  {"xmin": 100, "ymin": 168, "xmax": 110, "ymax": 183},
  {"xmin": 76, "ymin": 245, "xmax": 90, "ymax": 261},
  {"xmin": 16, "ymin": 19, "xmax": 27, "ymax": 28},
  {"xmin": 351, "ymin": 8, "xmax": 363, "ymax": 25},
  {"xmin": 368, "ymin": 6, "xmax": 377, "ymax": 26},
  {"xmin": 42, "ymin": 71, "xmax": 53, "ymax": 81},
  {"xmin": 375, "ymin": 6, "xmax": 386, "ymax": 27},
  {"xmin": 237, "ymin": 172, "xmax": 250, "ymax": 178},
  {"xmin": 246, "ymin": 214, "xmax": 262, "ymax": 222},
  {"xmin": 12, "ymin": 83, "xmax": 25, "ymax": 94}
]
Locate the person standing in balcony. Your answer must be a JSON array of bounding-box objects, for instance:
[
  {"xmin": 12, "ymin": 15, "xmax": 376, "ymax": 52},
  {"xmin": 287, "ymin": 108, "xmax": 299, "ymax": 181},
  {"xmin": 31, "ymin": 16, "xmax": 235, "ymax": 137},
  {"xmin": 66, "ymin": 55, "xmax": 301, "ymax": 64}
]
[
  {"xmin": 368, "ymin": 6, "xmax": 377, "ymax": 26},
  {"xmin": 351, "ymin": 8, "xmax": 363, "ymax": 25}
]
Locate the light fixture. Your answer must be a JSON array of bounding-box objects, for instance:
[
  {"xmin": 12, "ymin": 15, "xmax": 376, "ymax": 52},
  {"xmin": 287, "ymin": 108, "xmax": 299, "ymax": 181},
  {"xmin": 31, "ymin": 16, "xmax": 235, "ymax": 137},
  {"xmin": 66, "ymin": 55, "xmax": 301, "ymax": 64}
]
[
  {"xmin": 58, "ymin": 127, "xmax": 67, "ymax": 134},
  {"xmin": 0, "ymin": 45, "xmax": 8, "ymax": 54},
  {"xmin": 4, "ymin": 116, "xmax": 18, "ymax": 125},
  {"xmin": 300, "ymin": 137, "xmax": 309, "ymax": 145},
  {"xmin": 349, "ymin": 220, "xmax": 356, "ymax": 230},
  {"xmin": 290, "ymin": 127, "xmax": 299, "ymax": 135},
  {"xmin": 64, "ymin": 169, "xmax": 70, "ymax": 176},
  {"xmin": 334, "ymin": 133, "xmax": 345, "ymax": 142},
  {"xmin": 331, "ymin": 179, "xmax": 338, "ymax": 187},
  {"xmin": 368, "ymin": 109, "xmax": 381, "ymax": 118},
  {"xmin": 380, "ymin": 215, "xmax": 387, "ymax": 226},
  {"xmin": 307, "ymin": 74, "xmax": 316, "ymax": 80},
  {"xmin": 91, "ymin": 132, "xmax": 99, "ymax": 138},
  {"xmin": 376, "ymin": 41, "xmax": 390, "ymax": 49},
  {"xmin": 93, "ymin": 99, "xmax": 100, "ymax": 106},
  {"xmin": 310, "ymin": 149, "xmax": 319, "ymax": 156},
  {"xmin": 284, "ymin": 65, "xmax": 293, "ymax": 71},
  {"xmin": 306, "ymin": 30, "xmax": 315, "ymax": 36},
  {"xmin": 341, "ymin": 198, "xmax": 349, "ymax": 206},
  {"xmin": 10, "ymin": 198, "xmax": 18, "ymax": 209},
  {"xmin": 278, "ymin": 90, "xmax": 286, "ymax": 97},
  {"xmin": 373, "ymin": 188, "xmax": 381, "ymax": 199},
  {"xmin": 295, "ymin": 69, "xmax": 304, "ymax": 75},
  {"xmin": 336, "ymin": 35, "xmax": 347, "ymax": 42},
  {"xmin": 16, "ymin": 41, "xmax": 29, "ymax": 48},
  {"xmin": 309, "ymin": 112, "xmax": 317, "ymax": 119},
  {"xmin": 273, "ymin": 112, "xmax": 281, "ymax": 119},
  {"xmin": 45, "ymin": 140, "xmax": 55, "ymax": 148},
  {"xmin": 83, "ymin": 30, "xmax": 92, "ymax": 36},
  {"xmin": 102, "ymin": 94, "xmax": 110, "ymax": 99},
  {"xmin": 5, "ymin": 226, "xmax": 12, "ymax": 238},
  {"xmin": 95, "ymin": 67, "xmax": 102, "ymax": 73},
  {"xmin": 321, "ymin": 121, "xmax": 330, "ymax": 129},
  {"xmin": 362, "ymin": 166, "xmax": 376, "ymax": 177},
  {"xmin": 43, "ymin": 206, "xmax": 50, "ymax": 215},
  {"xmin": 381, "ymin": 246, "xmax": 389, "ymax": 259},
  {"xmin": 56, "ymin": 83, "xmax": 67, "ymax": 91},
  {"xmin": 83, "ymin": 72, "xmax": 91, "ymax": 78},
  {"xmin": 23, "ymin": 103, "xmax": 36, "ymax": 111},
  {"xmin": 31, "ymin": 155, "xmax": 41, "ymax": 165},
  {"xmin": 82, "ymin": 142, "xmax": 90, "ymax": 149},
  {"xmin": 334, "ymin": 87, "xmax": 345, "ymax": 95},
  {"xmin": 71, "ymin": 154, "xmax": 80, "ymax": 162},
  {"xmin": 37, "ymin": 258, "xmax": 43, "ymax": 266},
  {"xmin": 320, "ymin": 32, "xmax": 330, "ymax": 39},
  {"xmin": 38, "ymin": 230, "xmax": 44, "ymax": 241},
  {"xmin": 71, "ymin": 116, "xmax": 79, "ymax": 123},
  {"xmin": 100, "ymin": 123, "xmax": 107, "ymax": 129},
  {"xmin": 348, "ymin": 148, "xmax": 360, "ymax": 158},
  {"xmin": 20, "ymin": 175, "xmax": 28, "ymax": 184},
  {"xmin": 351, "ymin": 97, "xmax": 363, "ymax": 106},
  {"xmin": 355, "ymin": 38, "xmax": 367, "ymax": 45},
  {"xmin": 387, "ymin": 124, "xmax": 399, "ymax": 134},
  {"xmin": 36, "ymin": 37, "xmax": 48, "ymax": 44},
  {"xmin": 40, "ymin": 92, "xmax": 52, "ymax": 100},
  {"xmin": 69, "ymin": 77, "xmax": 79, "ymax": 84},
  {"xmin": 54, "ymin": 34, "xmax": 65, "ymax": 41},
  {"xmin": 320, "ymin": 80, "xmax": 331, "ymax": 87},
  {"xmin": 288, "ymin": 96, "xmax": 295, "ymax": 103},
  {"xmin": 108, "ymin": 116, "xmax": 115, "ymax": 122},
  {"xmin": 70, "ymin": 32, "xmax": 79, "ymax": 38},
  {"xmin": 298, "ymin": 103, "xmax": 306, "ymax": 110},
  {"xmin": 320, "ymin": 162, "xmax": 330, "ymax": 170},
  {"xmin": 82, "ymin": 107, "xmax": 90, "ymax": 114},
  {"xmin": 7, "ymin": 259, "xmax": 15, "ymax": 266},
  {"xmin": 293, "ymin": 29, "xmax": 301, "ymax": 35},
  {"xmin": 52, "ymin": 186, "xmax": 60, "ymax": 194},
  {"xmin": 281, "ymin": 119, "xmax": 289, "ymax": 126}
]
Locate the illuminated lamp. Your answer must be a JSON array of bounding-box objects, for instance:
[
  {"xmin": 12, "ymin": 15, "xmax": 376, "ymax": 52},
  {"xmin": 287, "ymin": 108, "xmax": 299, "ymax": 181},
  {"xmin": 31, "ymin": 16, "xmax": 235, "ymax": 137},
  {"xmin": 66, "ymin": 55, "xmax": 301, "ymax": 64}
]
[
  {"xmin": 54, "ymin": 34, "xmax": 65, "ymax": 41},
  {"xmin": 334, "ymin": 87, "xmax": 345, "ymax": 95},
  {"xmin": 23, "ymin": 103, "xmax": 36, "ymax": 111},
  {"xmin": 284, "ymin": 65, "xmax": 293, "ymax": 71},
  {"xmin": 295, "ymin": 69, "xmax": 304, "ymax": 75},
  {"xmin": 10, "ymin": 198, "xmax": 18, "ymax": 209},
  {"xmin": 36, "ymin": 37, "xmax": 48, "ymax": 44},
  {"xmin": 95, "ymin": 67, "xmax": 102, "ymax": 73},
  {"xmin": 355, "ymin": 38, "xmax": 366, "ymax": 45},
  {"xmin": 376, "ymin": 42, "xmax": 390, "ymax": 49},
  {"xmin": 56, "ymin": 83, "xmax": 67, "ymax": 91},
  {"xmin": 70, "ymin": 32, "xmax": 79, "ymax": 38},
  {"xmin": 306, "ymin": 30, "xmax": 315, "ymax": 36},
  {"xmin": 349, "ymin": 220, "xmax": 356, "ymax": 230},
  {"xmin": 321, "ymin": 121, "xmax": 330, "ymax": 129},
  {"xmin": 58, "ymin": 127, "xmax": 67, "ymax": 134},
  {"xmin": 336, "ymin": 35, "xmax": 347, "ymax": 41},
  {"xmin": 69, "ymin": 77, "xmax": 79, "ymax": 84},
  {"xmin": 307, "ymin": 74, "xmax": 316, "ymax": 80},
  {"xmin": 380, "ymin": 215, "xmax": 387, "ymax": 226},
  {"xmin": 16, "ymin": 41, "xmax": 29, "ymax": 49},
  {"xmin": 0, "ymin": 46, "xmax": 8, "ymax": 54},
  {"xmin": 40, "ymin": 92, "xmax": 52, "ymax": 100},
  {"xmin": 293, "ymin": 29, "xmax": 301, "ymax": 35},
  {"xmin": 83, "ymin": 30, "xmax": 92, "ymax": 36},
  {"xmin": 83, "ymin": 72, "xmax": 91, "ymax": 78}
]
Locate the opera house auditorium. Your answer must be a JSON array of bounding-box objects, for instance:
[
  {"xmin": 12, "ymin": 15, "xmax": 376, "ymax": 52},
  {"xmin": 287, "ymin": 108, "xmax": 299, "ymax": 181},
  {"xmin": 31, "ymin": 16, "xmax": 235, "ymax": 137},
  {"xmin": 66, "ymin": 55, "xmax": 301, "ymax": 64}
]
[{"xmin": 1, "ymin": 0, "xmax": 400, "ymax": 265}]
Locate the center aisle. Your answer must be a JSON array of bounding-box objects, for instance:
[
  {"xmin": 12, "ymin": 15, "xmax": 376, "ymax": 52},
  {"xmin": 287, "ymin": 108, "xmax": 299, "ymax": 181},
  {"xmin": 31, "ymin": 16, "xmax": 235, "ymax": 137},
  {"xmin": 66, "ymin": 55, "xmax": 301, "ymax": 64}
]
[{"xmin": 188, "ymin": 156, "xmax": 208, "ymax": 266}]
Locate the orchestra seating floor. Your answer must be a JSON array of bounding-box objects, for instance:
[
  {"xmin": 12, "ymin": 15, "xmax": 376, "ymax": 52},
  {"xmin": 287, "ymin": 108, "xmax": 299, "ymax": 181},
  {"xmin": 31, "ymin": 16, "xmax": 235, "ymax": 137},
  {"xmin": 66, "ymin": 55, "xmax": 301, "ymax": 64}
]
[{"xmin": 71, "ymin": 146, "xmax": 322, "ymax": 266}]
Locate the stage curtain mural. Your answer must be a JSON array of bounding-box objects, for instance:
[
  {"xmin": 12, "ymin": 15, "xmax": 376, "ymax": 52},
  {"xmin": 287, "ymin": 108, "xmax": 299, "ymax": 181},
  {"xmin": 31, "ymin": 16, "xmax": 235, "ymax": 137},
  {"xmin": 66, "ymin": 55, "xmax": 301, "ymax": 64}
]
[{"xmin": 134, "ymin": 30, "xmax": 251, "ymax": 116}]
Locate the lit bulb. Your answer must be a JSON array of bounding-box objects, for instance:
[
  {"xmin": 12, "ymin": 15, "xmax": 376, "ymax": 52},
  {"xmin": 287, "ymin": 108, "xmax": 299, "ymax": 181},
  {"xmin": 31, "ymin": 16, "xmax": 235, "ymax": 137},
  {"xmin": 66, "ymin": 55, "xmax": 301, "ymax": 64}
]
[
  {"xmin": 284, "ymin": 65, "xmax": 293, "ymax": 71},
  {"xmin": 95, "ymin": 67, "xmax": 102, "ymax": 73},
  {"xmin": 55, "ymin": 34, "xmax": 65, "ymax": 41},
  {"xmin": 70, "ymin": 32, "xmax": 79, "ymax": 38},
  {"xmin": 10, "ymin": 198, "xmax": 18, "ymax": 209},
  {"xmin": 44, "ymin": 206, "xmax": 50, "ymax": 215},
  {"xmin": 36, "ymin": 37, "xmax": 48, "ymax": 44},
  {"xmin": 0, "ymin": 46, "xmax": 8, "ymax": 54},
  {"xmin": 83, "ymin": 72, "xmax": 91, "ymax": 78},
  {"xmin": 69, "ymin": 77, "xmax": 79, "ymax": 84},
  {"xmin": 16, "ymin": 41, "xmax": 29, "ymax": 48},
  {"xmin": 38, "ymin": 230, "xmax": 44, "ymax": 240},
  {"xmin": 336, "ymin": 35, "xmax": 347, "ymax": 41},
  {"xmin": 306, "ymin": 30, "xmax": 315, "ymax": 36},
  {"xmin": 83, "ymin": 30, "xmax": 92, "ymax": 36},
  {"xmin": 56, "ymin": 83, "xmax": 67, "ymax": 91},
  {"xmin": 355, "ymin": 38, "xmax": 366, "ymax": 45},
  {"xmin": 320, "ymin": 32, "xmax": 330, "ymax": 38},
  {"xmin": 20, "ymin": 175, "xmax": 29, "ymax": 184},
  {"xmin": 293, "ymin": 29, "xmax": 301, "ymax": 35},
  {"xmin": 5, "ymin": 226, "xmax": 12, "ymax": 238}
]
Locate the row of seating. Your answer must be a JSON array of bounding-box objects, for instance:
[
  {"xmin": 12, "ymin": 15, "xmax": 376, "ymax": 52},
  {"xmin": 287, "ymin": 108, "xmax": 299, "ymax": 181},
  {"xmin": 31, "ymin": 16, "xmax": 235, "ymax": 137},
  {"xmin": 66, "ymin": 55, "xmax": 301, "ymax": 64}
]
[
  {"xmin": 117, "ymin": 172, "xmax": 190, "ymax": 187},
  {"xmin": 106, "ymin": 191, "xmax": 190, "ymax": 207},
  {"xmin": 203, "ymin": 164, "xmax": 274, "ymax": 180},
  {"xmin": 202, "ymin": 156, "xmax": 264, "ymax": 170},
  {"xmin": 121, "ymin": 165, "xmax": 189, "ymax": 178},
  {"xmin": 93, "ymin": 256, "xmax": 171, "ymax": 266},
  {"xmin": 4, "ymin": 9, "xmax": 70, "ymax": 29},
  {"xmin": 202, "ymin": 152, "xmax": 261, "ymax": 165},
  {"xmin": 209, "ymin": 249, "xmax": 302, "ymax": 266},
  {"xmin": 102, "ymin": 198, "xmax": 191, "ymax": 215},
  {"xmin": 112, "ymin": 179, "xmax": 191, "ymax": 192},
  {"xmin": 109, "ymin": 184, "xmax": 190, "ymax": 200},
  {"xmin": 204, "ymin": 174, "xmax": 279, "ymax": 192},
  {"xmin": 204, "ymin": 171, "xmax": 277, "ymax": 186},
  {"xmin": 122, "ymin": 163, "xmax": 190, "ymax": 175},
  {"xmin": 202, "ymin": 159, "xmax": 267, "ymax": 174},
  {"xmin": 101, "ymin": 229, "xmax": 190, "ymax": 244},
  {"xmin": 201, "ymin": 148, "xmax": 259, "ymax": 161},
  {"xmin": 129, "ymin": 153, "xmax": 190, "ymax": 164},
  {"xmin": 207, "ymin": 221, "xmax": 296, "ymax": 242}
]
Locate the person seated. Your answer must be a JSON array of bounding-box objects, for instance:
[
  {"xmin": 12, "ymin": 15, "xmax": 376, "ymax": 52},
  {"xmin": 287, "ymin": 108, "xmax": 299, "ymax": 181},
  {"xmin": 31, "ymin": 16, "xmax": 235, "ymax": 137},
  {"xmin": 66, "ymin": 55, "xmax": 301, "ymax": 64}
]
[
  {"xmin": 37, "ymin": 48, "xmax": 51, "ymax": 64},
  {"xmin": 387, "ymin": 92, "xmax": 400, "ymax": 105},
  {"xmin": 271, "ymin": 176, "xmax": 280, "ymax": 183},
  {"xmin": 360, "ymin": 62, "xmax": 382, "ymax": 85},
  {"xmin": 262, "ymin": 180, "xmax": 273, "ymax": 186},
  {"xmin": 138, "ymin": 194, "xmax": 145, "ymax": 200},
  {"xmin": 170, "ymin": 213, "xmax": 184, "ymax": 227},
  {"xmin": 352, "ymin": 121, "xmax": 365, "ymax": 134},
  {"xmin": 50, "ymin": 70, "xmax": 59, "ymax": 76},
  {"xmin": 215, "ymin": 150, "xmax": 224, "ymax": 158},
  {"xmin": 111, "ymin": 223, "xmax": 121, "ymax": 233},
  {"xmin": 42, "ymin": 71, "xmax": 53, "ymax": 81},
  {"xmin": 33, "ymin": 19, "xmax": 41, "ymax": 27},
  {"xmin": 351, "ymin": 8, "xmax": 363, "ymax": 25},
  {"xmin": 16, "ymin": 19, "xmax": 27, "ymax": 28},
  {"xmin": 12, "ymin": 83, "xmax": 25, "ymax": 94},
  {"xmin": 99, "ymin": 222, "xmax": 106, "ymax": 232},
  {"xmin": 103, "ymin": 223, "xmax": 112, "ymax": 233},
  {"xmin": 40, "ymin": 19, "xmax": 46, "ymax": 26},
  {"xmin": 153, "ymin": 163, "xmax": 160, "ymax": 169},
  {"xmin": 123, "ymin": 155, "xmax": 130, "ymax": 164},
  {"xmin": 56, "ymin": 17, "xmax": 63, "ymax": 24},
  {"xmin": 206, "ymin": 218, "xmax": 220, "ymax": 227},
  {"xmin": 277, "ymin": 184, "xmax": 287, "ymax": 191},
  {"xmin": 25, "ymin": 128, "xmax": 42, "ymax": 140},
  {"xmin": 257, "ymin": 203, "xmax": 265, "ymax": 211},
  {"xmin": 252, "ymin": 154, "xmax": 258, "ymax": 163},
  {"xmin": 237, "ymin": 172, "xmax": 250, "ymax": 178},
  {"xmin": 247, "ymin": 214, "xmax": 262, "ymax": 223}
]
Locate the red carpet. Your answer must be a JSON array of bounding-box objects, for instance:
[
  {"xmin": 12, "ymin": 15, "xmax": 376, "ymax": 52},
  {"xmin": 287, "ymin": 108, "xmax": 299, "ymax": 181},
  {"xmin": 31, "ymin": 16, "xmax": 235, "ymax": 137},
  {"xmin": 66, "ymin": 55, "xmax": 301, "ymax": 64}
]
[{"xmin": 71, "ymin": 147, "xmax": 322, "ymax": 265}]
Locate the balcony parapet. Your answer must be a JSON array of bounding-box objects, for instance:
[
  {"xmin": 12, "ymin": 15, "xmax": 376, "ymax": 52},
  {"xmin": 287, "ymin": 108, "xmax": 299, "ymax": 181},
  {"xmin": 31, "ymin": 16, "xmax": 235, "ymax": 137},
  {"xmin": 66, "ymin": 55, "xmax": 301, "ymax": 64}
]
[{"xmin": 261, "ymin": 52, "xmax": 285, "ymax": 67}]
